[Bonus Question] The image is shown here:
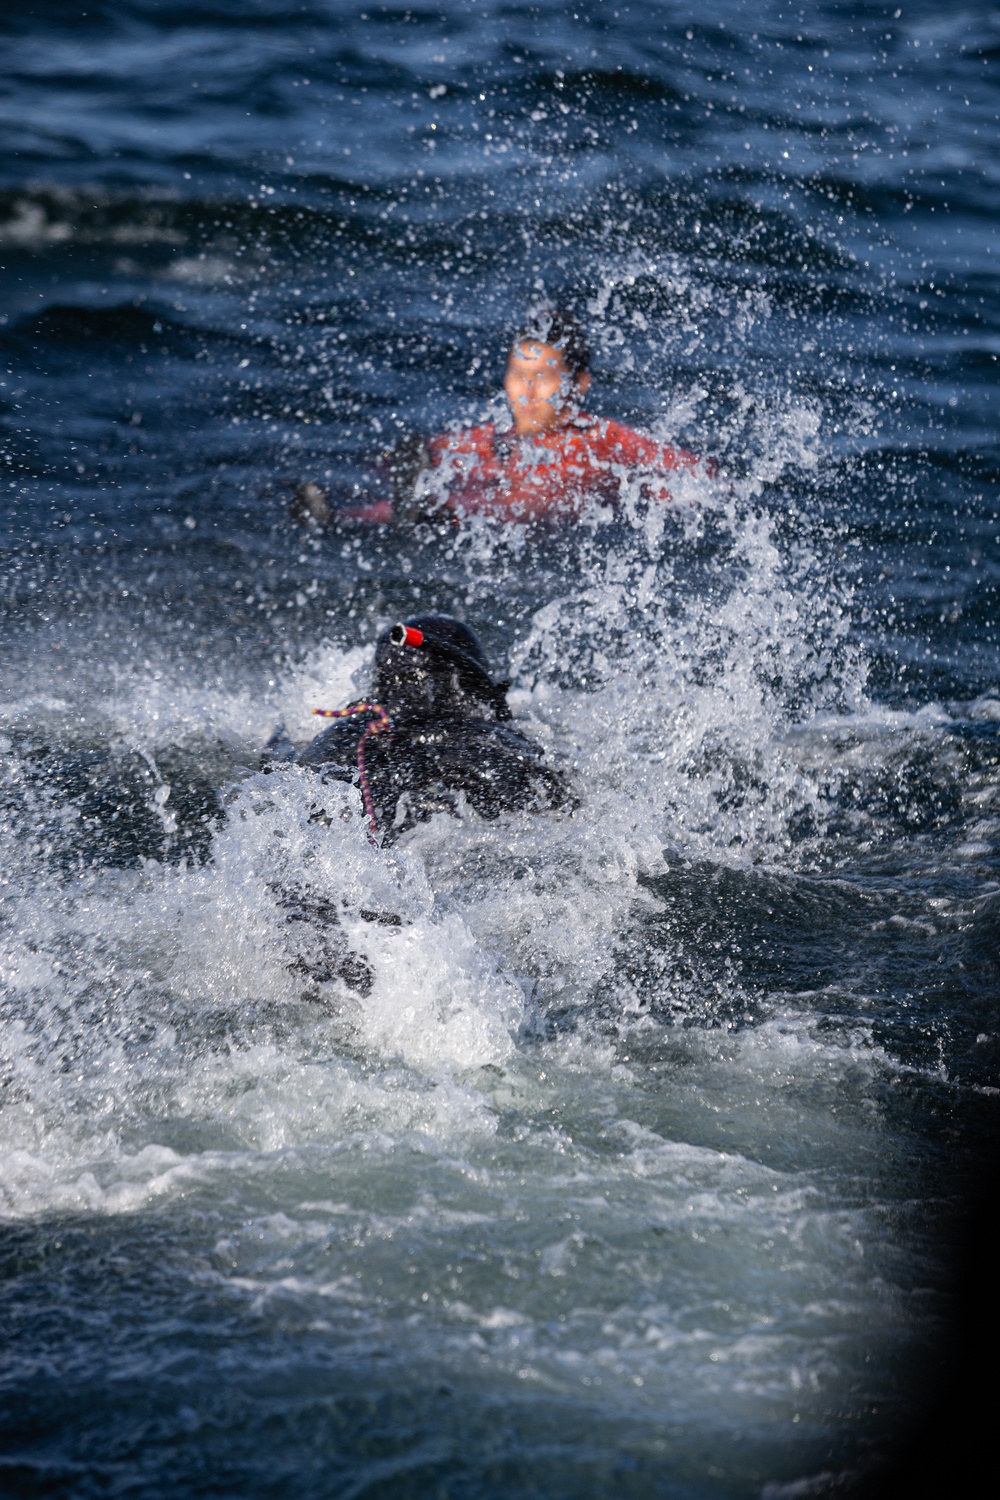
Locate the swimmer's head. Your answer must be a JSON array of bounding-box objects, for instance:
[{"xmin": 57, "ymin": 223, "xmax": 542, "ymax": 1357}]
[
  {"xmin": 373, "ymin": 615, "xmax": 511, "ymax": 722},
  {"xmin": 504, "ymin": 307, "xmax": 591, "ymax": 438}
]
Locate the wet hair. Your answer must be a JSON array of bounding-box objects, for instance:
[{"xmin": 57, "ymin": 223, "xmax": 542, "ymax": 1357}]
[
  {"xmin": 372, "ymin": 616, "xmax": 512, "ymax": 722},
  {"xmin": 511, "ymin": 306, "xmax": 590, "ymax": 380}
]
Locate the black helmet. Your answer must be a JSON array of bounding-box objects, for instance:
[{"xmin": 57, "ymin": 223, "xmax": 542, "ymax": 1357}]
[{"xmin": 372, "ymin": 616, "xmax": 511, "ymax": 722}]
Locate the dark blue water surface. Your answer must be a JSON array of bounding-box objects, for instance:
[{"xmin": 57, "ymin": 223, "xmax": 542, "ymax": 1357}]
[{"xmin": 1, "ymin": 4, "xmax": 998, "ymax": 1498}]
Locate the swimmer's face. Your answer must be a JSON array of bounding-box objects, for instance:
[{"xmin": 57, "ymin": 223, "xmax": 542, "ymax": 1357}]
[{"xmin": 504, "ymin": 340, "xmax": 591, "ymax": 437}]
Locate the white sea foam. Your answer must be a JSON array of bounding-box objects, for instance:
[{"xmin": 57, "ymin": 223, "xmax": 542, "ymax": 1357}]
[{"xmin": 0, "ymin": 383, "xmax": 951, "ymax": 1486}]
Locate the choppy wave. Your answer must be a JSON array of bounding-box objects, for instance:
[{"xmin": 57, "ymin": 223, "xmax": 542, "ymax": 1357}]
[{"xmin": 2, "ymin": 1, "xmax": 998, "ymax": 1496}]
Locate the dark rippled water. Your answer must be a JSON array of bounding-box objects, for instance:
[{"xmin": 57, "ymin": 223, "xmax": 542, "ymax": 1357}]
[{"xmin": 2, "ymin": 4, "xmax": 998, "ymax": 1497}]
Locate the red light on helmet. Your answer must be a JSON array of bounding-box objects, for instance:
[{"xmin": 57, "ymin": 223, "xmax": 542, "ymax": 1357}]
[{"xmin": 390, "ymin": 623, "xmax": 424, "ymax": 648}]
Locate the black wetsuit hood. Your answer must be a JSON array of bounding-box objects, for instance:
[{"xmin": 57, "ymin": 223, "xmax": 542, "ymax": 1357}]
[
  {"xmin": 270, "ymin": 615, "xmax": 570, "ymax": 843},
  {"xmin": 372, "ymin": 615, "xmax": 512, "ymax": 725}
]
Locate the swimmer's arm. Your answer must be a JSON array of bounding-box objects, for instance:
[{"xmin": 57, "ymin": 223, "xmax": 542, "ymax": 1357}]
[
  {"xmin": 292, "ymin": 432, "xmax": 443, "ymax": 527},
  {"xmin": 603, "ymin": 421, "xmax": 718, "ymax": 505},
  {"xmin": 641, "ymin": 448, "xmax": 720, "ymax": 508},
  {"xmin": 297, "ymin": 720, "xmax": 362, "ymax": 771},
  {"xmin": 335, "ymin": 498, "xmax": 396, "ymax": 524},
  {"xmin": 329, "ymin": 433, "xmax": 463, "ymax": 525}
]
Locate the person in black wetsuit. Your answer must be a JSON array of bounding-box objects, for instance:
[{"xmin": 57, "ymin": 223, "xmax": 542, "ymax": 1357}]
[{"xmin": 264, "ymin": 615, "xmax": 570, "ymax": 844}]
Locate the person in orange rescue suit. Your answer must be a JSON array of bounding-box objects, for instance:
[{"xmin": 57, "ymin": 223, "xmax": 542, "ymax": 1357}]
[{"xmin": 303, "ymin": 306, "xmax": 716, "ymax": 528}]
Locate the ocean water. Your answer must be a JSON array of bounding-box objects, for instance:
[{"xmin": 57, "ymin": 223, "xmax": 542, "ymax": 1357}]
[{"xmin": 1, "ymin": 2, "xmax": 998, "ymax": 1496}]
